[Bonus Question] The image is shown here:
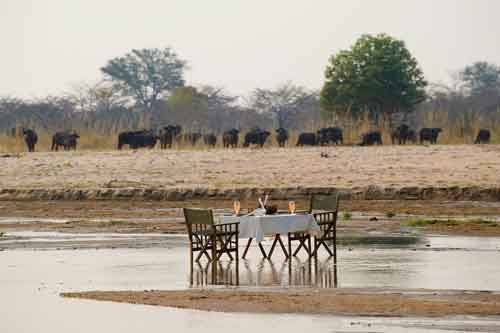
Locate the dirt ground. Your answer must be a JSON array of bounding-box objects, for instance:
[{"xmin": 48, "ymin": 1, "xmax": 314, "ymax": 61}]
[
  {"xmin": 1, "ymin": 145, "xmax": 500, "ymax": 189},
  {"xmin": 62, "ymin": 289, "xmax": 500, "ymax": 317}
]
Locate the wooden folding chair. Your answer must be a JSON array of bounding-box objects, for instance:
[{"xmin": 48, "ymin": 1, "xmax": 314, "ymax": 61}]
[
  {"xmin": 310, "ymin": 194, "xmax": 339, "ymax": 262},
  {"xmin": 288, "ymin": 194, "xmax": 339, "ymax": 260},
  {"xmin": 184, "ymin": 208, "xmax": 239, "ymax": 284}
]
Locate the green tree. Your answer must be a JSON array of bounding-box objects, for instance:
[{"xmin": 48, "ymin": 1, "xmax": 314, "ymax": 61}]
[
  {"xmin": 101, "ymin": 48, "xmax": 187, "ymax": 112},
  {"xmin": 459, "ymin": 61, "xmax": 500, "ymax": 96},
  {"xmin": 320, "ymin": 34, "xmax": 427, "ymax": 125}
]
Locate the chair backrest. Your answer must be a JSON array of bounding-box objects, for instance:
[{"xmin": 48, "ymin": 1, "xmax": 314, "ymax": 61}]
[
  {"xmin": 184, "ymin": 208, "xmax": 214, "ymax": 225},
  {"xmin": 183, "ymin": 208, "xmax": 214, "ymax": 236},
  {"xmin": 309, "ymin": 194, "xmax": 339, "ymax": 213}
]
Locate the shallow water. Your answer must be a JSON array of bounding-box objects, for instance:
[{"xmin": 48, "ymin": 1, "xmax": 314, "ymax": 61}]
[{"xmin": 1, "ymin": 234, "xmax": 500, "ymax": 332}]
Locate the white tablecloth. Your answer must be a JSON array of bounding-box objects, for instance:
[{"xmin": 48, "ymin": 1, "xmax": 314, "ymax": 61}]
[{"xmin": 218, "ymin": 214, "xmax": 320, "ymax": 243}]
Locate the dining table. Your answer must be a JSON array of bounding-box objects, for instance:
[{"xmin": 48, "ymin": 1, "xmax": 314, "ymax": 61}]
[{"xmin": 217, "ymin": 212, "xmax": 320, "ymax": 259}]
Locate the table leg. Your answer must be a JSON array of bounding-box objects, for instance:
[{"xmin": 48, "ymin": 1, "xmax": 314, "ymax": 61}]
[
  {"xmin": 267, "ymin": 234, "xmax": 280, "ymax": 258},
  {"xmin": 242, "ymin": 238, "xmax": 253, "ymax": 259},
  {"xmin": 268, "ymin": 234, "xmax": 289, "ymax": 259},
  {"xmin": 277, "ymin": 236, "xmax": 289, "ymax": 258},
  {"xmin": 258, "ymin": 242, "xmax": 268, "ymax": 259}
]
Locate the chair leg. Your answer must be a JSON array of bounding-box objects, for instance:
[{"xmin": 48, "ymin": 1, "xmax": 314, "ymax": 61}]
[
  {"xmin": 211, "ymin": 235, "xmax": 217, "ymax": 284},
  {"xmin": 333, "ymin": 226, "xmax": 337, "ymax": 265},
  {"xmin": 307, "ymin": 236, "xmax": 312, "ymax": 258},
  {"xmin": 235, "ymin": 234, "xmax": 239, "ymax": 286},
  {"xmin": 288, "ymin": 233, "xmax": 292, "ymax": 261},
  {"xmin": 189, "ymin": 246, "xmax": 194, "ymax": 286}
]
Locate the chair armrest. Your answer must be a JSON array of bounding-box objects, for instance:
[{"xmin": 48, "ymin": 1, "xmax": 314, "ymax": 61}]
[
  {"xmin": 215, "ymin": 222, "xmax": 239, "ymax": 227},
  {"xmin": 312, "ymin": 210, "xmax": 338, "ymax": 216}
]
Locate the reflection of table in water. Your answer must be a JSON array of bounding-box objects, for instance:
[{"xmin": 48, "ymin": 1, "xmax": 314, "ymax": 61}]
[
  {"xmin": 190, "ymin": 256, "xmax": 338, "ymax": 288},
  {"xmin": 218, "ymin": 214, "xmax": 320, "ymax": 258}
]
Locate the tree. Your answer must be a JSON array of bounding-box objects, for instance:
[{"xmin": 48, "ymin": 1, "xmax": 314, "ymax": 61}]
[
  {"xmin": 67, "ymin": 82, "xmax": 127, "ymax": 113},
  {"xmin": 459, "ymin": 61, "xmax": 500, "ymax": 96},
  {"xmin": 248, "ymin": 82, "xmax": 317, "ymax": 128},
  {"xmin": 101, "ymin": 48, "xmax": 187, "ymax": 112},
  {"xmin": 320, "ymin": 34, "xmax": 427, "ymax": 126}
]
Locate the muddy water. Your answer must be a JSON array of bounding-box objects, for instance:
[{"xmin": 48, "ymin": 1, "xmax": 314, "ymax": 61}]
[{"xmin": 2, "ymin": 235, "xmax": 500, "ymax": 332}]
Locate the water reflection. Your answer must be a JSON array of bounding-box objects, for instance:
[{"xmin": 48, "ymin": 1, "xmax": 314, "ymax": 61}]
[{"xmin": 190, "ymin": 257, "xmax": 338, "ymax": 288}]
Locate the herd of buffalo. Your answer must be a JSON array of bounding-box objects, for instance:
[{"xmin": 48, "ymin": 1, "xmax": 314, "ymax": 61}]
[{"xmin": 14, "ymin": 125, "xmax": 493, "ymax": 152}]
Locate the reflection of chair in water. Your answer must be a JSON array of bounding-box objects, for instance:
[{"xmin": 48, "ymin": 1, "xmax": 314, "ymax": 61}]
[
  {"xmin": 288, "ymin": 194, "xmax": 340, "ymax": 261},
  {"xmin": 288, "ymin": 257, "xmax": 338, "ymax": 288},
  {"xmin": 190, "ymin": 260, "xmax": 239, "ymax": 287},
  {"xmin": 314, "ymin": 257, "xmax": 338, "ymax": 288},
  {"xmin": 184, "ymin": 208, "xmax": 239, "ymax": 285}
]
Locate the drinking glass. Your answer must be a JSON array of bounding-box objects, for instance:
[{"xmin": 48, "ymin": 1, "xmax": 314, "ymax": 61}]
[
  {"xmin": 233, "ymin": 200, "xmax": 241, "ymax": 216},
  {"xmin": 288, "ymin": 201, "xmax": 296, "ymax": 214}
]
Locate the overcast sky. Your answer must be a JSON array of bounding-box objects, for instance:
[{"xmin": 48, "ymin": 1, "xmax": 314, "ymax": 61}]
[{"xmin": 1, "ymin": 0, "xmax": 499, "ymax": 98}]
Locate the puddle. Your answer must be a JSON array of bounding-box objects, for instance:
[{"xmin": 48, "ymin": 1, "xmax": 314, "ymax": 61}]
[{"xmin": 1, "ymin": 234, "xmax": 500, "ymax": 332}]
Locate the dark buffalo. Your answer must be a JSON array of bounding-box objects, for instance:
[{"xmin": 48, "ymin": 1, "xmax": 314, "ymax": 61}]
[
  {"xmin": 275, "ymin": 128, "xmax": 289, "ymax": 147},
  {"xmin": 419, "ymin": 128, "xmax": 442, "ymax": 144},
  {"xmin": 243, "ymin": 128, "xmax": 270, "ymax": 148},
  {"xmin": 22, "ymin": 128, "xmax": 38, "ymax": 152},
  {"xmin": 222, "ymin": 129, "xmax": 239, "ymax": 148},
  {"xmin": 158, "ymin": 125, "xmax": 182, "ymax": 149},
  {"xmin": 180, "ymin": 132, "xmax": 202, "ymax": 146},
  {"xmin": 296, "ymin": 132, "xmax": 317, "ymax": 146},
  {"xmin": 360, "ymin": 131, "xmax": 382, "ymax": 146},
  {"xmin": 203, "ymin": 134, "xmax": 217, "ymax": 147},
  {"xmin": 391, "ymin": 124, "xmax": 411, "ymax": 145},
  {"xmin": 475, "ymin": 129, "xmax": 491, "ymax": 144},
  {"xmin": 117, "ymin": 130, "xmax": 157, "ymax": 150},
  {"xmin": 317, "ymin": 127, "xmax": 343, "ymax": 145},
  {"xmin": 52, "ymin": 131, "xmax": 80, "ymax": 151},
  {"xmin": 407, "ymin": 129, "xmax": 417, "ymax": 144}
]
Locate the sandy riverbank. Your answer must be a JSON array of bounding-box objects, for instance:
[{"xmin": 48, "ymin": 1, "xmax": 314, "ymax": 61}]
[
  {"xmin": 2, "ymin": 145, "xmax": 500, "ymax": 190},
  {"xmin": 62, "ymin": 289, "xmax": 500, "ymax": 318}
]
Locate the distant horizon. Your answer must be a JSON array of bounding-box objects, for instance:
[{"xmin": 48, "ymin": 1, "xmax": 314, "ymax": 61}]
[{"xmin": 1, "ymin": 0, "xmax": 499, "ymax": 99}]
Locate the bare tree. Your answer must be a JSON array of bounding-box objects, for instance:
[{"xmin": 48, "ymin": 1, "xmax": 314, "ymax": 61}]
[{"xmin": 248, "ymin": 82, "xmax": 317, "ymax": 128}]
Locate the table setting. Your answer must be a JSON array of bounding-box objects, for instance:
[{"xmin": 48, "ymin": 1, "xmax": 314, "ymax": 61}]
[{"xmin": 216, "ymin": 195, "xmax": 321, "ymax": 258}]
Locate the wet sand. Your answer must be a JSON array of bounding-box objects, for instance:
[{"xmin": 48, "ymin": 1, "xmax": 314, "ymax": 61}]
[
  {"xmin": 62, "ymin": 289, "xmax": 500, "ymax": 318},
  {"xmin": 2, "ymin": 199, "xmax": 500, "ymax": 239}
]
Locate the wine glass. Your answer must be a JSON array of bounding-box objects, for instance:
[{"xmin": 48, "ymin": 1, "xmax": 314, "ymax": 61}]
[
  {"xmin": 233, "ymin": 200, "xmax": 241, "ymax": 216},
  {"xmin": 288, "ymin": 201, "xmax": 296, "ymax": 214}
]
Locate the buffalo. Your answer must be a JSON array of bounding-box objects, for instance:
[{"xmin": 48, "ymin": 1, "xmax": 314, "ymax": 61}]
[
  {"xmin": 296, "ymin": 132, "xmax": 317, "ymax": 146},
  {"xmin": 180, "ymin": 132, "xmax": 202, "ymax": 146},
  {"xmin": 419, "ymin": 128, "xmax": 442, "ymax": 144},
  {"xmin": 475, "ymin": 129, "xmax": 491, "ymax": 144},
  {"xmin": 275, "ymin": 128, "xmax": 289, "ymax": 147},
  {"xmin": 243, "ymin": 128, "xmax": 270, "ymax": 148},
  {"xmin": 203, "ymin": 133, "xmax": 217, "ymax": 147},
  {"xmin": 317, "ymin": 127, "xmax": 343, "ymax": 146},
  {"xmin": 52, "ymin": 131, "xmax": 80, "ymax": 151},
  {"xmin": 407, "ymin": 129, "xmax": 417, "ymax": 144},
  {"xmin": 391, "ymin": 124, "xmax": 413, "ymax": 145},
  {"xmin": 117, "ymin": 130, "xmax": 157, "ymax": 150},
  {"xmin": 22, "ymin": 128, "xmax": 38, "ymax": 152},
  {"xmin": 360, "ymin": 131, "xmax": 382, "ymax": 146},
  {"xmin": 222, "ymin": 129, "xmax": 239, "ymax": 148},
  {"xmin": 158, "ymin": 125, "xmax": 182, "ymax": 149}
]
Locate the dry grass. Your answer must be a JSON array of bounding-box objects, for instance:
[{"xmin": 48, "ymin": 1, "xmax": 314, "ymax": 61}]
[{"xmin": 1, "ymin": 115, "xmax": 498, "ymax": 153}]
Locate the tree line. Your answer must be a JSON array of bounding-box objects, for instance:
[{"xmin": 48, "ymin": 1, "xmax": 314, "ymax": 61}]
[{"xmin": 2, "ymin": 34, "xmax": 499, "ymax": 142}]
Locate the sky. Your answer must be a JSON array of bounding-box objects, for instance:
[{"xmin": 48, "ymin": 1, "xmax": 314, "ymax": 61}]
[{"xmin": 1, "ymin": 0, "xmax": 499, "ymax": 99}]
